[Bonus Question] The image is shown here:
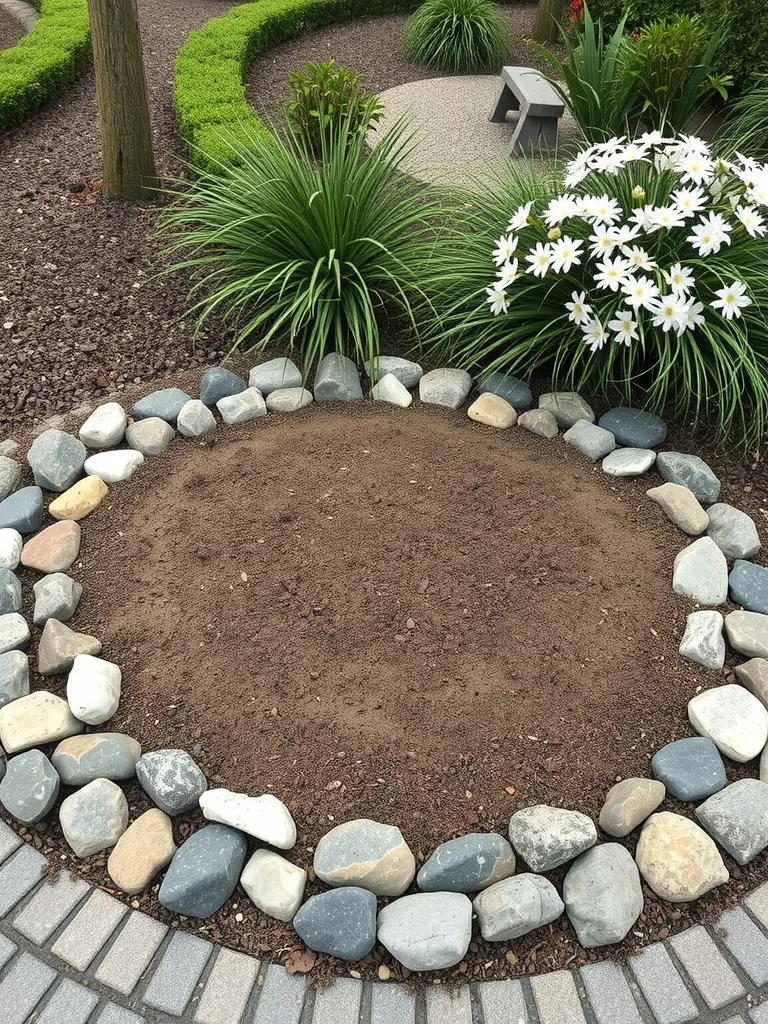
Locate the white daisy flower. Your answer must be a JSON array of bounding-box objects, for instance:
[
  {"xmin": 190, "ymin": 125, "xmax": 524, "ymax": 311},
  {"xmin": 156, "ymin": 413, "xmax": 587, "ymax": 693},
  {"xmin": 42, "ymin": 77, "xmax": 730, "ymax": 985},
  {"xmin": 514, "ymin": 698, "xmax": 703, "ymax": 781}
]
[
  {"xmin": 508, "ymin": 201, "xmax": 533, "ymax": 232},
  {"xmin": 588, "ymin": 227, "xmax": 618, "ymax": 260},
  {"xmin": 640, "ymin": 129, "xmax": 666, "ymax": 146},
  {"xmin": 650, "ymin": 293, "xmax": 689, "ymax": 335},
  {"xmin": 710, "ymin": 280, "xmax": 752, "ymax": 320},
  {"xmin": 624, "ymin": 245, "xmax": 657, "ymax": 271},
  {"xmin": 678, "ymin": 151, "xmax": 715, "ymax": 185},
  {"xmin": 622, "ymin": 141, "xmax": 650, "ymax": 163},
  {"xmin": 492, "ymin": 234, "xmax": 518, "ymax": 267},
  {"xmin": 486, "ymin": 282, "xmax": 509, "ymax": 315},
  {"xmin": 671, "ymin": 186, "xmax": 707, "ymax": 218},
  {"xmin": 629, "ymin": 205, "xmax": 655, "ymax": 231},
  {"xmin": 525, "ymin": 242, "xmax": 552, "ymax": 278},
  {"xmin": 608, "ymin": 309, "xmax": 639, "ymax": 346},
  {"xmin": 735, "ymin": 204, "xmax": 766, "ymax": 237},
  {"xmin": 594, "ymin": 255, "xmax": 632, "ymax": 292},
  {"xmin": 587, "ymin": 194, "xmax": 622, "ymax": 226},
  {"xmin": 746, "ymin": 179, "xmax": 768, "ymax": 207},
  {"xmin": 648, "ymin": 205, "xmax": 686, "ymax": 231},
  {"xmin": 543, "ymin": 194, "xmax": 578, "ymax": 227},
  {"xmin": 680, "ymin": 298, "xmax": 706, "ymax": 332},
  {"xmin": 549, "ymin": 236, "xmax": 583, "ymax": 274},
  {"xmin": 663, "ymin": 263, "xmax": 696, "ymax": 296},
  {"xmin": 565, "ymin": 290, "xmax": 592, "ymax": 325},
  {"xmin": 496, "ymin": 258, "xmax": 520, "ymax": 287},
  {"xmin": 687, "ymin": 212, "xmax": 732, "ymax": 255},
  {"xmin": 621, "ymin": 274, "xmax": 660, "ymax": 310},
  {"xmin": 582, "ymin": 318, "xmax": 608, "ymax": 353}
]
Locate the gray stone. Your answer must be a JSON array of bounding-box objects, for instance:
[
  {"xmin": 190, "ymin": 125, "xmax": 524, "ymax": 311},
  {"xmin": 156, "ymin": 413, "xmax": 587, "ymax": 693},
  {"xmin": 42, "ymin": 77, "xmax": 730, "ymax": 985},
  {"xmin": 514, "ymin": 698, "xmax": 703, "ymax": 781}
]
[
  {"xmin": 33, "ymin": 573, "xmax": 83, "ymax": 626},
  {"xmin": 313, "ymin": 818, "xmax": 415, "ymax": 896},
  {"xmin": 735, "ymin": 658, "xmax": 768, "ymax": 707},
  {"xmin": 597, "ymin": 407, "xmax": 667, "ymax": 448},
  {"xmin": 216, "ymin": 388, "xmax": 267, "ymax": 424},
  {"xmin": 725, "ymin": 610, "xmax": 768, "ymax": 658},
  {"xmin": 133, "ymin": 388, "xmax": 192, "ymax": 424},
  {"xmin": 0, "ymin": 613, "xmax": 29, "ymax": 655},
  {"xmin": 602, "ymin": 448, "xmax": 656, "ymax": 477},
  {"xmin": 417, "ymin": 832, "xmax": 516, "ymax": 893},
  {"xmin": 265, "ymin": 387, "xmax": 314, "ymax": 413},
  {"xmin": 0, "ymin": 569, "xmax": 20, "ymax": 615},
  {"xmin": 78, "ymin": 403, "xmax": 128, "ymax": 449},
  {"xmin": 762, "ymin": 744, "xmax": 768, "ymax": 783},
  {"xmin": 508, "ymin": 804, "xmax": 597, "ymax": 871},
  {"xmin": 200, "ymin": 368, "xmax": 247, "ymax": 406},
  {"xmin": 52, "ymin": 733, "xmax": 142, "ymax": 786},
  {"xmin": 656, "ymin": 452, "xmax": 721, "ymax": 504},
  {"xmin": 125, "ymin": 417, "xmax": 176, "ymax": 456},
  {"xmin": 27, "ymin": 430, "xmax": 86, "ymax": 492},
  {"xmin": 672, "ymin": 537, "xmax": 728, "ymax": 605},
  {"xmin": 0, "ymin": 486, "xmax": 44, "ymax": 534},
  {"xmin": 377, "ymin": 891, "xmax": 472, "ymax": 971},
  {"xmin": 137, "ymin": 748, "xmax": 208, "ymax": 815},
  {"xmin": 518, "ymin": 408, "xmax": 558, "ymax": 438},
  {"xmin": 539, "ymin": 391, "xmax": 595, "ymax": 428},
  {"xmin": 158, "ymin": 823, "xmax": 248, "ymax": 918},
  {"xmin": 0, "ymin": 651, "xmax": 28, "ymax": 708},
  {"xmin": 478, "ymin": 371, "xmax": 532, "ymax": 410},
  {"xmin": 563, "ymin": 844, "xmax": 643, "ymax": 947},
  {"xmin": 564, "ymin": 420, "xmax": 616, "ymax": 460},
  {"xmin": 652, "ymin": 737, "xmax": 726, "ymax": 801},
  {"xmin": 696, "ymin": 779, "xmax": 768, "ymax": 865},
  {"xmin": 314, "ymin": 353, "xmax": 363, "ymax": 402},
  {"xmin": 369, "ymin": 356, "xmax": 424, "ymax": 389},
  {"xmin": 177, "ymin": 399, "xmax": 216, "ymax": 438},
  {"xmin": 59, "ymin": 778, "xmax": 129, "ymax": 857},
  {"xmin": 599, "ymin": 778, "xmax": 666, "ymax": 837},
  {"xmin": 0, "ymin": 529, "xmax": 22, "ymax": 570},
  {"xmin": 707, "ymin": 505, "xmax": 761, "ymax": 560},
  {"xmin": 729, "ymin": 560, "xmax": 768, "ymax": 614},
  {"xmin": 679, "ymin": 610, "xmax": 725, "ymax": 669},
  {"xmin": 419, "ymin": 368, "xmax": 472, "ymax": 409},
  {"xmin": 472, "ymin": 873, "xmax": 563, "ymax": 941},
  {"xmin": 688, "ymin": 684, "xmax": 768, "ymax": 762},
  {"xmin": 635, "ymin": 811, "xmax": 729, "ymax": 902},
  {"xmin": 371, "ymin": 373, "xmax": 412, "ymax": 408},
  {"xmin": 0, "ymin": 750, "xmax": 59, "ymax": 824},
  {"xmin": 0, "ymin": 457, "xmax": 21, "ymax": 502},
  {"xmin": 293, "ymin": 886, "xmax": 377, "ymax": 961},
  {"xmin": 37, "ymin": 618, "xmax": 101, "ymax": 676},
  {"xmin": 249, "ymin": 357, "xmax": 302, "ymax": 396}
]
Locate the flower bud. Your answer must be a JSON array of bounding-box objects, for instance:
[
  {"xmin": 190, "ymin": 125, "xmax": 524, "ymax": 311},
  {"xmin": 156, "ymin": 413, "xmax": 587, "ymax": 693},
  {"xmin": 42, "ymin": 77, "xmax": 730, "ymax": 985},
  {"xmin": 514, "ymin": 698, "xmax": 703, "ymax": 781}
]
[
  {"xmin": 632, "ymin": 185, "xmax": 645, "ymax": 201},
  {"xmin": 547, "ymin": 226, "xmax": 562, "ymax": 240}
]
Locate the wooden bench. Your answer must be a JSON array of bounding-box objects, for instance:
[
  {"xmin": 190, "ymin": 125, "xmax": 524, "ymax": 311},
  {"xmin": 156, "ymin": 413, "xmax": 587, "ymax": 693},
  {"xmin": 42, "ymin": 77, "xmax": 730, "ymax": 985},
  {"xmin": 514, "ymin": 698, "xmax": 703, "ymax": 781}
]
[{"xmin": 488, "ymin": 66, "xmax": 564, "ymax": 156}]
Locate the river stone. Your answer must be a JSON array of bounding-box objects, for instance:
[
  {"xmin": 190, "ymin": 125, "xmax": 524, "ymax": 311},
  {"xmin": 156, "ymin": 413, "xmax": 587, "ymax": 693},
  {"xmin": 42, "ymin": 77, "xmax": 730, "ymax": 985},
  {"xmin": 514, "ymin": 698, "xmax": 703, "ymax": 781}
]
[
  {"xmin": 0, "ymin": 651, "xmax": 28, "ymax": 708},
  {"xmin": 33, "ymin": 573, "xmax": 82, "ymax": 625},
  {"xmin": 598, "ymin": 778, "xmax": 666, "ymax": 837},
  {"xmin": 52, "ymin": 733, "xmax": 141, "ymax": 786},
  {"xmin": 0, "ymin": 487, "xmax": 44, "ymax": 534},
  {"xmin": 0, "ymin": 613, "xmax": 29, "ymax": 655},
  {"xmin": 478, "ymin": 371, "xmax": 532, "ymax": 411},
  {"xmin": 636, "ymin": 811, "xmax": 729, "ymax": 901},
  {"xmin": 0, "ymin": 458, "xmax": 21, "ymax": 503},
  {"xmin": 79, "ymin": 403, "xmax": 128, "ymax": 449},
  {"xmin": 21, "ymin": 521, "xmax": 81, "ymax": 573},
  {"xmin": 83, "ymin": 450, "xmax": 144, "ymax": 484},
  {"xmin": 133, "ymin": 388, "xmax": 192, "ymax": 424},
  {"xmin": 0, "ymin": 691, "xmax": 82, "ymax": 753},
  {"xmin": 652, "ymin": 737, "xmax": 726, "ymax": 800},
  {"xmin": 294, "ymin": 886, "xmax": 377, "ymax": 961},
  {"xmin": 597, "ymin": 406, "xmax": 667, "ymax": 447},
  {"xmin": 417, "ymin": 833, "xmax": 516, "ymax": 893},
  {"xmin": 249, "ymin": 357, "xmax": 302, "ymax": 396},
  {"xmin": 695, "ymin": 779, "xmax": 768, "ymax": 865},
  {"xmin": 419, "ymin": 368, "xmax": 472, "ymax": 409},
  {"xmin": 656, "ymin": 452, "xmax": 721, "ymax": 504},
  {"xmin": 672, "ymin": 537, "xmax": 728, "ymax": 605},
  {"xmin": 369, "ymin": 356, "xmax": 424, "ymax": 388},
  {"xmin": 602, "ymin": 448, "xmax": 656, "ymax": 477},
  {"xmin": 159, "ymin": 823, "xmax": 247, "ymax": 917},
  {"xmin": 49, "ymin": 476, "xmax": 108, "ymax": 522},
  {"xmin": 377, "ymin": 891, "xmax": 472, "ymax": 971},
  {"xmin": 473, "ymin": 873, "xmax": 563, "ymax": 941},
  {"xmin": 564, "ymin": 420, "xmax": 616, "ymax": 460},
  {"xmin": 735, "ymin": 658, "xmax": 768, "ymax": 707},
  {"xmin": 108, "ymin": 808, "xmax": 177, "ymax": 895},
  {"xmin": 59, "ymin": 778, "xmax": 129, "ymax": 858},
  {"xmin": 371, "ymin": 373, "xmax": 412, "ymax": 408},
  {"xmin": 729, "ymin": 560, "xmax": 768, "ymax": 615},
  {"xmin": 125, "ymin": 417, "xmax": 175, "ymax": 456},
  {"xmin": 518, "ymin": 408, "xmax": 558, "ymax": 439},
  {"xmin": 688, "ymin": 684, "xmax": 768, "ymax": 762},
  {"xmin": 467, "ymin": 393, "xmax": 517, "ymax": 429},
  {"xmin": 136, "ymin": 748, "xmax": 208, "ymax": 815},
  {"xmin": 725, "ymin": 610, "xmax": 768, "ymax": 658},
  {"xmin": 508, "ymin": 805, "xmax": 597, "ymax": 871},
  {"xmin": 706, "ymin": 504, "xmax": 761, "ymax": 559},
  {"xmin": 38, "ymin": 618, "xmax": 101, "ymax": 676},
  {"xmin": 763, "ymin": 745, "xmax": 768, "ymax": 783},
  {"xmin": 266, "ymin": 387, "xmax": 314, "ymax": 413},
  {"xmin": 678, "ymin": 610, "xmax": 725, "ymax": 669},
  {"xmin": 0, "ymin": 749, "xmax": 59, "ymax": 825},
  {"xmin": 0, "ymin": 569, "xmax": 20, "ymax": 614},
  {"xmin": 539, "ymin": 392, "xmax": 595, "ymax": 428},
  {"xmin": 67, "ymin": 653, "xmax": 121, "ymax": 726},
  {"xmin": 0, "ymin": 529, "xmax": 22, "ymax": 570},
  {"xmin": 200, "ymin": 367, "xmax": 247, "ymax": 406},
  {"xmin": 27, "ymin": 430, "xmax": 86, "ymax": 492},
  {"xmin": 563, "ymin": 843, "xmax": 643, "ymax": 948},
  {"xmin": 240, "ymin": 849, "xmax": 307, "ymax": 922},
  {"xmin": 217, "ymin": 388, "xmax": 267, "ymax": 425},
  {"xmin": 314, "ymin": 818, "xmax": 415, "ymax": 896},
  {"xmin": 199, "ymin": 789, "xmax": 296, "ymax": 849},
  {"xmin": 314, "ymin": 353, "xmax": 363, "ymax": 402},
  {"xmin": 177, "ymin": 399, "xmax": 216, "ymax": 438}
]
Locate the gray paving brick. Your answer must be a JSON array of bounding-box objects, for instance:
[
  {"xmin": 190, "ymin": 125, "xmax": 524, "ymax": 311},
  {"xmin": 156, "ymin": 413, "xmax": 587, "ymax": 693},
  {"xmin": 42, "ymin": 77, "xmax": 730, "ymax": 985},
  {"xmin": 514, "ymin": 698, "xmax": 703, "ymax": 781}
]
[
  {"xmin": 0, "ymin": 843, "xmax": 46, "ymax": 916},
  {"xmin": 745, "ymin": 882, "xmax": 768, "ymax": 931},
  {"xmin": 0, "ymin": 818, "xmax": 22, "ymax": 865},
  {"xmin": 96, "ymin": 1004, "xmax": 145, "ymax": 1024},
  {"xmin": 722, "ymin": 1017, "xmax": 747, "ymax": 1024},
  {"xmin": 51, "ymin": 888, "xmax": 128, "ymax": 971},
  {"xmin": 580, "ymin": 962, "xmax": 643, "ymax": 1024},
  {"xmin": 752, "ymin": 1005, "xmax": 768, "ymax": 1024},
  {"xmin": 670, "ymin": 924, "xmax": 745, "ymax": 1009},
  {"xmin": 426, "ymin": 985, "xmax": 472, "ymax": 1023},
  {"xmin": 13, "ymin": 869, "xmax": 89, "ymax": 945},
  {"xmin": 37, "ymin": 978, "xmax": 100, "ymax": 1024},
  {"xmin": 142, "ymin": 930, "xmax": 213, "ymax": 1015},
  {"xmin": 629, "ymin": 944, "xmax": 698, "ymax": 1024},
  {"xmin": 531, "ymin": 971, "xmax": 586, "ymax": 1024},
  {"xmin": 477, "ymin": 979, "xmax": 530, "ymax": 1024},
  {"xmin": 312, "ymin": 977, "xmax": 362, "ymax": 1024},
  {"xmin": 195, "ymin": 947, "xmax": 259, "ymax": 1024},
  {"xmin": 371, "ymin": 982, "xmax": 417, "ymax": 1024},
  {"xmin": 717, "ymin": 906, "xmax": 768, "ymax": 986},
  {"xmin": 94, "ymin": 910, "xmax": 167, "ymax": 996},
  {"xmin": 0, "ymin": 932, "xmax": 16, "ymax": 969},
  {"xmin": 252, "ymin": 964, "xmax": 306, "ymax": 1024},
  {"xmin": 0, "ymin": 950, "xmax": 56, "ymax": 1024}
]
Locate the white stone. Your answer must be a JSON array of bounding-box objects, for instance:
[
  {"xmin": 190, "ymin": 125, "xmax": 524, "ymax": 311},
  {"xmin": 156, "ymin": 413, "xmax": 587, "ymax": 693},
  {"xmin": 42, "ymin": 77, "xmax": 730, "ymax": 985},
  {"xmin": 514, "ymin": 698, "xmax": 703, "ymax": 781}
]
[
  {"xmin": 240, "ymin": 849, "xmax": 306, "ymax": 922},
  {"xmin": 601, "ymin": 448, "xmax": 656, "ymax": 477},
  {"xmin": 66, "ymin": 654, "xmax": 122, "ymax": 726},
  {"xmin": 372, "ymin": 373, "xmax": 412, "ymax": 408},
  {"xmin": 199, "ymin": 788, "xmax": 296, "ymax": 849},
  {"xmin": 679, "ymin": 610, "xmax": 726, "ymax": 669},
  {"xmin": 265, "ymin": 388, "xmax": 314, "ymax": 413},
  {"xmin": 672, "ymin": 537, "xmax": 728, "ymax": 606},
  {"xmin": 217, "ymin": 388, "xmax": 267, "ymax": 425},
  {"xmin": 177, "ymin": 399, "xmax": 217, "ymax": 438},
  {"xmin": 688, "ymin": 684, "xmax": 768, "ymax": 762},
  {"xmin": 78, "ymin": 403, "xmax": 128, "ymax": 449},
  {"xmin": 83, "ymin": 450, "xmax": 144, "ymax": 484},
  {"xmin": 0, "ymin": 691, "xmax": 83, "ymax": 754},
  {"xmin": 0, "ymin": 529, "xmax": 22, "ymax": 571}
]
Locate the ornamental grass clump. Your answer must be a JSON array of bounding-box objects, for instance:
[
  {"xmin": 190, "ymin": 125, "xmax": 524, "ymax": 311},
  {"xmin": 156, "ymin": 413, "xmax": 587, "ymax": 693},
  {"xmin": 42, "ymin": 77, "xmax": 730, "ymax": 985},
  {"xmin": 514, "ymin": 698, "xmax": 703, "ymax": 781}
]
[{"xmin": 404, "ymin": 0, "xmax": 510, "ymax": 72}]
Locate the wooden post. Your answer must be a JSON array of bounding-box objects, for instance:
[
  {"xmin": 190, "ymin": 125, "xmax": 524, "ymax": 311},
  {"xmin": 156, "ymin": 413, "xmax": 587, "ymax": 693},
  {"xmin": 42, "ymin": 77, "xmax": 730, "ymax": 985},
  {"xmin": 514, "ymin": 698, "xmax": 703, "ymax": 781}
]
[
  {"xmin": 86, "ymin": 0, "xmax": 158, "ymax": 199},
  {"xmin": 531, "ymin": 0, "xmax": 568, "ymax": 43}
]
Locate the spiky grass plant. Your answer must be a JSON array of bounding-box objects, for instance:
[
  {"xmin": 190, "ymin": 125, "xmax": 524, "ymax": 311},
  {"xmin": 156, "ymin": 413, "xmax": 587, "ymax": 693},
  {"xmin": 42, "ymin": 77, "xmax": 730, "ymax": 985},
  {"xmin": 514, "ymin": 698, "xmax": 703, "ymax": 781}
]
[
  {"xmin": 404, "ymin": 0, "xmax": 510, "ymax": 73},
  {"xmin": 718, "ymin": 77, "xmax": 768, "ymax": 161}
]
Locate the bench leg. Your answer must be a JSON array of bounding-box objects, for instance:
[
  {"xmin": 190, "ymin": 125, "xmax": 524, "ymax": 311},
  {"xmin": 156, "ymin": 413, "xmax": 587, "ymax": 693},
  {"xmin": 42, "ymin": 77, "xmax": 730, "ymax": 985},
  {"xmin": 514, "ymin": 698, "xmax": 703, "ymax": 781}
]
[
  {"xmin": 509, "ymin": 114, "xmax": 559, "ymax": 155},
  {"xmin": 489, "ymin": 81, "xmax": 520, "ymax": 123}
]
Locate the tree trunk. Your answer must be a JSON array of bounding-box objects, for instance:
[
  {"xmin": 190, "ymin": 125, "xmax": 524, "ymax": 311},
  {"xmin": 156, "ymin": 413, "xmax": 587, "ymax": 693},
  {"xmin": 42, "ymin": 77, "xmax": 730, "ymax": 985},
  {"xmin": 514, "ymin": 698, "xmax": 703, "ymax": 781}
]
[
  {"xmin": 87, "ymin": 0, "xmax": 157, "ymax": 199},
  {"xmin": 531, "ymin": 0, "xmax": 568, "ymax": 43}
]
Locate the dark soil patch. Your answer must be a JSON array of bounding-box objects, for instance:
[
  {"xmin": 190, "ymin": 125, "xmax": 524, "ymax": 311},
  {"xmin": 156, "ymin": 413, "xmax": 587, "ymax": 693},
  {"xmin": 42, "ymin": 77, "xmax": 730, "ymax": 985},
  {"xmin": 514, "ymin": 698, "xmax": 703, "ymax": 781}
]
[{"xmin": 0, "ymin": 8, "xmax": 24, "ymax": 50}]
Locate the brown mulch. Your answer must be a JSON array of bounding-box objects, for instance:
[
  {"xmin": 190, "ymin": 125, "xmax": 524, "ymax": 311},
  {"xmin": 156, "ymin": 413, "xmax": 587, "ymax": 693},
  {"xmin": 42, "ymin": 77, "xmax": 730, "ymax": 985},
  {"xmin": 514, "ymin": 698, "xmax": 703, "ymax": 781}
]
[{"xmin": 0, "ymin": 8, "xmax": 25, "ymax": 50}]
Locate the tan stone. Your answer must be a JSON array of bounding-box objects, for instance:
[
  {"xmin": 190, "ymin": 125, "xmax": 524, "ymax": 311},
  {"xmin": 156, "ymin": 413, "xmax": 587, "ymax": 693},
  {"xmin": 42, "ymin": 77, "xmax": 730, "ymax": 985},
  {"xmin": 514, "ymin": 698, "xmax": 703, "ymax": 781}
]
[
  {"xmin": 635, "ymin": 811, "xmax": 728, "ymax": 902},
  {"xmin": 107, "ymin": 808, "xmax": 177, "ymax": 894},
  {"xmin": 314, "ymin": 818, "xmax": 416, "ymax": 896},
  {"xmin": 49, "ymin": 476, "xmax": 108, "ymax": 522},
  {"xmin": 467, "ymin": 393, "xmax": 517, "ymax": 429},
  {"xmin": 599, "ymin": 778, "xmax": 665, "ymax": 838},
  {"xmin": 735, "ymin": 658, "xmax": 768, "ymax": 707},
  {"xmin": 646, "ymin": 483, "xmax": 709, "ymax": 536},
  {"xmin": 37, "ymin": 618, "xmax": 102, "ymax": 676},
  {"xmin": 0, "ymin": 690, "xmax": 83, "ymax": 754},
  {"xmin": 518, "ymin": 408, "xmax": 558, "ymax": 439},
  {"xmin": 21, "ymin": 521, "xmax": 81, "ymax": 572}
]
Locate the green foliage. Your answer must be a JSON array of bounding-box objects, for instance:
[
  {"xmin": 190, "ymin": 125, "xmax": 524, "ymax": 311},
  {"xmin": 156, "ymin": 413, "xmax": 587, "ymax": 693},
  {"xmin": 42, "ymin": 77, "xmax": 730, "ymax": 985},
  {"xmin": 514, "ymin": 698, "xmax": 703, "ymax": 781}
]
[
  {"xmin": 0, "ymin": 0, "xmax": 89, "ymax": 132},
  {"xmin": 404, "ymin": 0, "xmax": 509, "ymax": 72},
  {"xmin": 699, "ymin": 0, "xmax": 768, "ymax": 93},
  {"xmin": 587, "ymin": 0, "xmax": 698, "ymax": 31},
  {"xmin": 718, "ymin": 76, "xmax": 768, "ymax": 159},
  {"xmin": 285, "ymin": 60, "xmax": 381, "ymax": 153}
]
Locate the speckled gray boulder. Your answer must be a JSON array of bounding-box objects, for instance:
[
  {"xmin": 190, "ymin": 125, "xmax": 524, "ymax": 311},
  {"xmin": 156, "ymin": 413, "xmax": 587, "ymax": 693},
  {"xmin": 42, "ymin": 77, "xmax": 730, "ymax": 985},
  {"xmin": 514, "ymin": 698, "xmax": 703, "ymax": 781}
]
[
  {"xmin": 369, "ymin": 356, "xmax": 424, "ymax": 389},
  {"xmin": 473, "ymin": 873, "xmax": 563, "ymax": 941},
  {"xmin": 377, "ymin": 891, "xmax": 473, "ymax": 971},
  {"xmin": 539, "ymin": 392, "xmax": 594, "ymax": 428},
  {"xmin": 33, "ymin": 573, "xmax": 82, "ymax": 626},
  {"xmin": 735, "ymin": 658, "xmax": 768, "ymax": 707},
  {"xmin": 725, "ymin": 610, "xmax": 768, "ymax": 658},
  {"xmin": 314, "ymin": 354, "xmax": 363, "ymax": 403},
  {"xmin": 518, "ymin": 408, "xmax": 558, "ymax": 439},
  {"xmin": 27, "ymin": 430, "xmax": 86, "ymax": 493},
  {"xmin": 419, "ymin": 368, "xmax": 472, "ymax": 410},
  {"xmin": 200, "ymin": 368, "xmax": 247, "ymax": 407},
  {"xmin": 563, "ymin": 844, "xmax": 643, "ymax": 948},
  {"xmin": 136, "ymin": 748, "xmax": 208, "ymax": 815},
  {"xmin": 707, "ymin": 505, "xmax": 761, "ymax": 560},
  {"xmin": 672, "ymin": 537, "xmax": 728, "ymax": 605},
  {"xmin": 0, "ymin": 750, "xmax": 59, "ymax": 824},
  {"xmin": 177, "ymin": 400, "xmax": 216, "ymax": 438},
  {"xmin": 695, "ymin": 779, "xmax": 768, "ymax": 865},
  {"xmin": 678, "ymin": 610, "xmax": 725, "ymax": 669},
  {"xmin": 133, "ymin": 388, "xmax": 192, "ymax": 424},
  {"xmin": 0, "ymin": 614, "xmax": 29, "ymax": 655},
  {"xmin": 508, "ymin": 805, "xmax": 597, "ymax": 872},
  {"xmin": 652, "ymin": 737, "xmax": 726, "ymax": 801},
  {"xmin": 478, "ymin": 371, "xmax": 532, "ymax": 411},
  {"xmin": 0, "ymin": 529, "xmax": 22, "ymax": 571},
  {"xmin": 0, "ymin": 569, "xmax": 20, "ymax": 615},
  {"xmin": 564, "ymin": 420, "xmax": 616, "ymax": 461},
  {"xmin": 597, "ymin": 407, "xmax": 667, "ymax": 448},
  {"xmin": 417, "ymin": 833, "xmax": 516, "ymax": 893},
  {"xmin": 602, "ymin": 448, "xmax": 656, "ymax": 477},
  {"xmin": 249, "ymin": 357, "xmax": 302, "ymax": 396},
  {"xmin": 216, "ymin": 388, "xmax": 267, "ymax": 425},
  {"xmin": 729, "ymin": 560, "xmax": 768, "ymax": 615},
  {"xmin": 0, "ymin": 487, "xmax": 44, "ymax": 534},
  {"xmin": 59, "ymin": 778, "xmax": 129, "ymax": 857},
  {"xmin": 0, "ymin": 458, "xmax": 21, "ymax": 503},
  {"xmin": 656, "ymin": 452, "xmax": 721, "ymax": 504},
  {"xmin": 52, "ymin": 733, "xmax": 141, "ymax": 786},
  {"xmin": 125, "ymin": 418, "xmax": 176, "ymax": 457},
  {"xmin": 0, "ymin": 651, "xmax": 28, "ymax": 708},
  {"xmin": 294, "ymin": 886, "xmax": 377, "ymax": 961},
  {"xmin": 598, "ymin": 778, "xmax": 666, "ymax": 837},
  {"xmin": 314, "ymin": 818, "xmax": 415, "ymax": 896},
  {"xmin": 159, "ymin": 824, "xmax": 248, "ymax": 918},
  {"xmin": 265, "ymin": 388, "xmax": 314, "ymax": 413}
]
